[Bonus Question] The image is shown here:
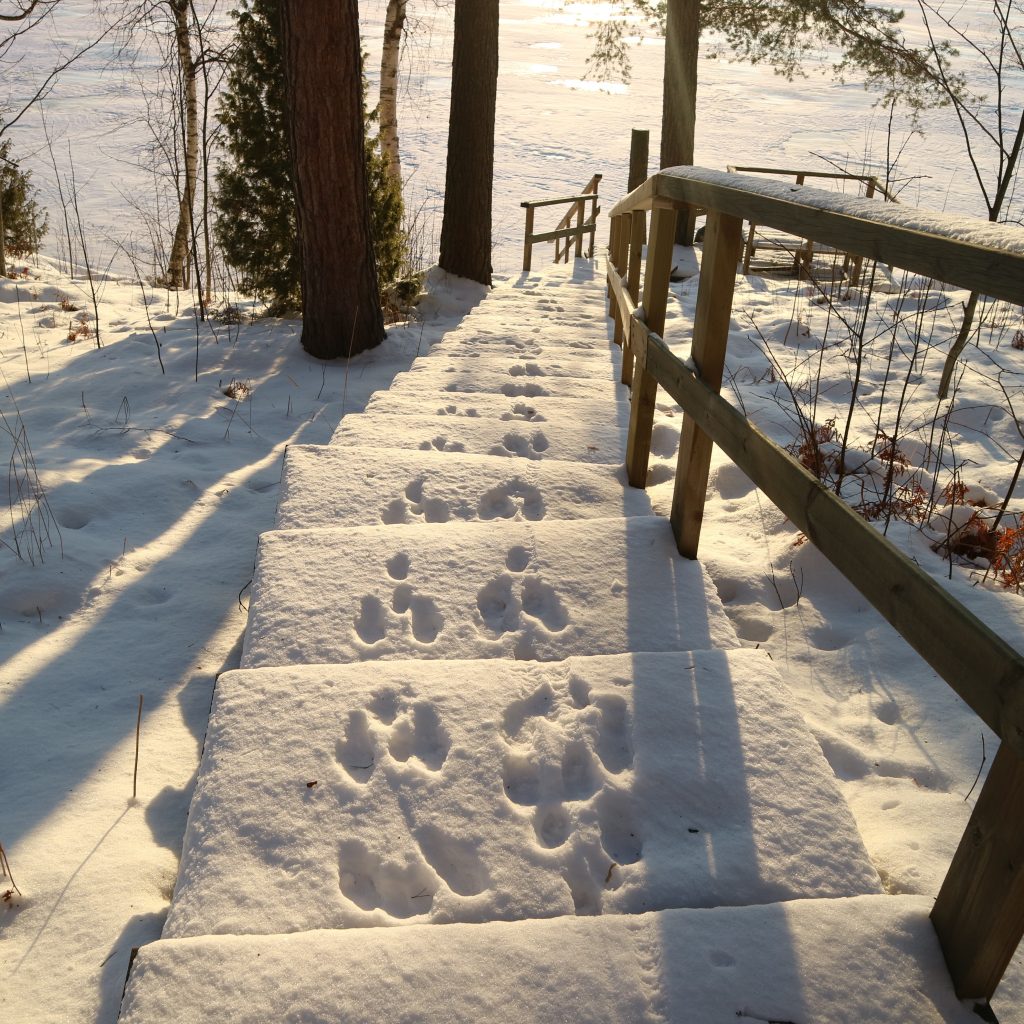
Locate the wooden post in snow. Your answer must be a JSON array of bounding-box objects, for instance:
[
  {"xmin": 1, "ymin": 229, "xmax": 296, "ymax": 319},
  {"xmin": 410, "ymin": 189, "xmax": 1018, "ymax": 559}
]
[
  {"xmin": 625, "ymin": 204, "xmax": 677, "ymax": 487},
  {"xmin": 931, "ymin": 743, "xmax": 1024, "ymax": 1000},
  {"xmin": 670, "ymin": 209, "xmax": 743, "ymax": 557}
]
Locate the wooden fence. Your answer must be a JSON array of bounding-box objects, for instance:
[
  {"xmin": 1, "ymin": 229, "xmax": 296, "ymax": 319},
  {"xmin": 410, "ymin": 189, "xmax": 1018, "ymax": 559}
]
[
  {"xmin": 606, "ymin": 165, "xmax": 1024, "ymax": 1002},
  {"xmin": 521, "ymin": 174, "xmax": 601, "ymax": 271}
]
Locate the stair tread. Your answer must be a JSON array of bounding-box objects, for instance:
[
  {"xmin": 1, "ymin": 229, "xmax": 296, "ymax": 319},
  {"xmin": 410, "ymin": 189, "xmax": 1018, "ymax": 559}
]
[
  {"xmin": 331, "ymin": 411, "xmax": 627, "ymax": 463},
  {"xmin": 123, "ymin": 895, "xmax": 974, "ymax": 1024},
  {"xmin": 241, "ymin": 517, "xmax": 737, "ymax": 669},
  {"xmin": 276, "ymin": 444, "xmax": 652, "ymax": 530},
  {"xmin": 164, "ymin": 649, "xmax": 880, "ymax": 940}
]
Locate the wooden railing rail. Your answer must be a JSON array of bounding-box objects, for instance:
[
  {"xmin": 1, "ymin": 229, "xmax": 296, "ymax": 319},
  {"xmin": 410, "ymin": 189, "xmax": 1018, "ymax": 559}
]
[
  {"xmin": 606, "ymin": 166, "xmax": 1024, "ymax": 1003},
  {"xmin": 522, "ymin": 173, "xmax": 601, "ymax": 271},
  {"xmin": 725, "ymin": 165, "xmax": 897, "ymax": 280}
]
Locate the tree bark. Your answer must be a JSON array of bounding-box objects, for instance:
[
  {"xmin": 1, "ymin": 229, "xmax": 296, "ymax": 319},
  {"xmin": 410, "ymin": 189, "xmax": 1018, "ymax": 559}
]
[
  {"xmin": 379, "ymin": 0, "xmax": 406, "ymax": 189},
  {"xmin": 438, "ymin": 0, "xmax": 498, "ymax": 286},
  {"xmin": 661, "ymin": 0, "xmax": 699, "ymax": 244},
  {"xmin": 165, "ymin": 0, "xmax": 198, "ymax": 288},
  {"xmin": 280, "ymin": 0, "xmax": 384, "ymax": 359}
]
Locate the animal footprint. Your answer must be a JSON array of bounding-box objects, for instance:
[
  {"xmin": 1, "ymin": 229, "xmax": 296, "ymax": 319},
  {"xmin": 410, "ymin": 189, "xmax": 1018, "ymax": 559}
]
[
  {"xmin": 476, "ymin": 574, "xmax": 519, "ymax": 637},
  {"xmin": 354, "ymin": 595, "xmax": 388, "ymax": 644},
  {"xmin": 338, "ymin": 839, "xmax": 435, "ymax": 918},
  {"xmin": 521, "ymin": 576, "xmax": 569, "ymax": 632},
  {"xmin": 477, "ymin": 480, "xmax": 545, "ymax": 521},
  {"xmin": 336, "ymin": 710, "xmax": 376, "ymax": 783},
  {"xmin": 596, "ymin": 788, "xmax": 643, "ymax": 865},
  {"xmin": 489, "ymin": 431, "xmax": 550, "ymax": 459},
  {"xmin": 475, "ymin": 550, "xmax": 568, "ymax": 639},
  {"xmin": 500, "ymin": 382, "xmax": 550, "ymax": 398},
  {"xmin": 380, "ymin": 480, "xmax": 452, "ymax": 525},
  {"xmin": 533, "ymin": 804, "xmax": 571, "ymax": 848},
  {"xmin": 594, "ymin": 694, "xmax": 634, "ymax": 773},
  {"xmin": 415, "ymin": 824, "xmax": 490, "ymax": 896},
  {"xmin": 388, "ymin": 702, "xmax": 451, "ymax": 771}
]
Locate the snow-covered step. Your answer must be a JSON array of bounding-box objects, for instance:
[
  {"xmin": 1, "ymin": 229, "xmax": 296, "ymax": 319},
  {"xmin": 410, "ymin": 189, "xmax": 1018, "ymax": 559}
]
[
  {"xmin": 430, "ymin": 329, "xmax": 620, "ymax": 359},
  {"xmin": 123, "ymin": 896, "xmax": 974, "ymax": 1024},
  {"xmin": 407, "ymin": 349, "xmax": 621, "ymax": 385},
  {"xmin": 163, "ymin": 650, "xmax": 881, "ymax": 939},
  {"xmin": 385, "ymin": 364, "xmax": 623, "ymax": 402},
  {"xmin": 365, "ymin": 390, "xmax": 630, "ymax": 428},
  {"xmin": 331, "ymin": 411, "xmax": 626, "ymax": 463},
  {"xmin": 275, "ymin": 446, "xmax": 652, "ymax": 530},
  {"xmin": 241, "ymin": 517, "xmax": 738, "ymax": 668}
]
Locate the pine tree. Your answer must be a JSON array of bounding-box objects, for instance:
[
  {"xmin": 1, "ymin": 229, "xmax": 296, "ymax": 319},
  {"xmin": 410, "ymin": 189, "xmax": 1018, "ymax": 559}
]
[
  {"xmin": 214, "ymin": 0, "xmax": 403, "ymax": 317},
  {"xmin": 0, "ymin": 138, "xmax": 47, "ymax": 263}
]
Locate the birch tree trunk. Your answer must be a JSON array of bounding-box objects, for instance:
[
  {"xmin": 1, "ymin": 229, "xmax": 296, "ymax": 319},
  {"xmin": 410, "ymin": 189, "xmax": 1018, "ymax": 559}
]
[
  {"xmin": 164, "ymin": 0, "xmax": 198, "ymax": 289},
  {"xmin": 281, "ymin": 0, "xmax": 384, "ymax": 359},
  {"xmin": 438, "ymin": 0, "xmax": 498, "ymax": 286},
  {"xmin": 379, "ymin": 0, "xmax": 406, "ymax": 188}
]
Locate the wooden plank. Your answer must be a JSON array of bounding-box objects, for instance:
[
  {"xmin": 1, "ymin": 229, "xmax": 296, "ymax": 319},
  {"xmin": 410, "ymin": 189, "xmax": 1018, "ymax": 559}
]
[
  {"xmin": 523, "ymin": 205, "xmax": 535, "ymax": 272},
  {"xmin": 628, "ymin": 129, "xmax": 649, "ymax": 193},
  {"xmin": 932, "ymin": 743, "xmax": 1024, "ymax": 999},
  {"xmin": 521, "ymin": 193, "xmax": 599, "ymax": 210},
  {"xmin": 607, "ymin": 215, "xmax": 624, "ymax": 338},
  {"xmin": 644, "ymin": 332, "xmax": 1024, "ymax": 756},
  {"xmin": 626, "ymin": 205, "xmax": 677, "ymax": 487},
  {"xmin": 670, "ymin": 211, "xmax": 742, "ymax": 557},
  {"xmin": 529, "ymin": 222, "xmax": 598, "ymax": 245},
  {"xmin": 608, "ymin": 169, "xmax": 1024, "ymax": 304},
  {"xmin": 623, "ymin": 211, "xmax": 646, "ymax": 387}
]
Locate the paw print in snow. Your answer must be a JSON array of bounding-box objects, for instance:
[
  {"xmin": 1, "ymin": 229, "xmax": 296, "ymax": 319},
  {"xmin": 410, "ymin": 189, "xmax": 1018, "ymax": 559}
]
[
  {"xmin": 488, "ymin": 430, "xmax": 550, "ymax": 460},
  {"xmin": 474, "ymin": 546, "xmax": 569, "ymax": 639},
  {"xmin": 380, "ymin": 477, "xmax": 452, "ymax": 525},
  {"xmin": 352, "ymin": 554, "xmax": 445, "ymax": 645},
  {"xmin": 497, "ymin": 677, "xmax": 642, "ymax": 911}
]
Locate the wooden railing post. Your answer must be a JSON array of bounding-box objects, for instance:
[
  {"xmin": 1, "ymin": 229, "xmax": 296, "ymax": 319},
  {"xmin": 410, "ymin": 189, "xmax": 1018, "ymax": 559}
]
[
  {"xmin": 670, "ymin": 209, "xmax": 743, "ymax": 557},
  {"xmin": 628, "ymin": 129, "xmax": 649, "ymax": 193},
  {"xmin": 625, "ymin": 204, "xmax": 677, "ymax": 488},
  {"xmin": 931, "ymin": 743, "xmax": 1024, "ymax": 1000},
  {"xmin": 574, "ymin": 200, "xmax": 585, "ymax": 259},
  {"xmin": 622, "ymin": 210, "xmax": 646, "ymax": 387},
  {"xmin": 608, "ymin": 214, "xmax": 624, "ymax": 339},
  {"xmin": 523, "ymin": 205, "xmax": 535, "ymax": 272}
]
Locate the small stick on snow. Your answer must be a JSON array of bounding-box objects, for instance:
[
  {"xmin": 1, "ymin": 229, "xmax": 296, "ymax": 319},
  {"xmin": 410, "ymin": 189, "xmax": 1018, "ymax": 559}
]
[
  {"xmin": 0, "ymin": 841, "xmax": 22, "ymax": 896},
  {"xmin": 132, "ymin": 694, "xmax": 143, "ymax": 801}
]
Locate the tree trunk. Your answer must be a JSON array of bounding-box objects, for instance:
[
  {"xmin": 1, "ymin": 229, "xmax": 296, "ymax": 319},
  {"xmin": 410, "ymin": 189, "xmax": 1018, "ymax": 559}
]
[
  {"xmin": 165, "ymin": 0, "xmax": 199, "ymax": 289},
  {"xmin": 280, "ymin": 0, "xmax": 384, "ymax": 359},
  {"xmin": 0, "ymin": 184, "xmax": 6, "ymax": 278},
  {"xmin": 661, "ymin": 0, "xmax": 700, "ymax": 244},
  {"xmin": 379, "ymin": 0, "xmax": 406, "ymax": 189},
  {"xmin": 438, "ymin": 0, "xmax": 498, "ymax": 286}
]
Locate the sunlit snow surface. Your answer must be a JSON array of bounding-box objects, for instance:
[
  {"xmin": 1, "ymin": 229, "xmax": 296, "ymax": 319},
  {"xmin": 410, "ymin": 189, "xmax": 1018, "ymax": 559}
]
[{"xmin": 1, "ymin": 2, "xmax": 1023, "ymax": 1023}]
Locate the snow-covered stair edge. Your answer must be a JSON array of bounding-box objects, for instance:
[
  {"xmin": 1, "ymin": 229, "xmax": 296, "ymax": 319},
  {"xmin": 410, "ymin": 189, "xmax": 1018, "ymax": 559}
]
[
  {"xmin": 238, "ymin": 516, "xmax": 741, "ymax": 669},
  {"xmin": 274, "ymin": 445, "xmax": 654, "ymax": 530},
  {"xmin": 121, "ymin": 895, "xmax": 977, "ymax": 1024},
  {"xmin": 162, "ymin": 649, "xmax": 881, "ymax": 939}
]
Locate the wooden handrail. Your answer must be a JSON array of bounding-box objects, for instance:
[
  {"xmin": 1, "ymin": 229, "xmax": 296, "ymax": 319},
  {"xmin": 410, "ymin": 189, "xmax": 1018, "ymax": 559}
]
[
  {"xmin": 608, "ymin": 167, "xmax": 1024, "ymax": 303},
  {"xmin": 606, "ymin": 165, "xmax": 1024, "ymax": 1003},
  {"xmin": 522, "ymin": 174, "xmax": 602, "ymax": 271},
  {"xmin": 726, "ymin": 165, "xmax": 900, "ymax": 203}
]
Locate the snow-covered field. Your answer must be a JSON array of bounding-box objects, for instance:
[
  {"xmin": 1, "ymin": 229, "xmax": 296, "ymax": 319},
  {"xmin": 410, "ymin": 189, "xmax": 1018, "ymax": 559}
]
[{"xmin": 2, "ymin": 1, "xmax": 1023, "ymax": 1022}]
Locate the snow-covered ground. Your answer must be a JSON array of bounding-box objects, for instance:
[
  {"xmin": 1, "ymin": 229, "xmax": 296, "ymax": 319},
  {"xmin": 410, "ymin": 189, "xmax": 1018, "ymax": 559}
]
[{"xmin": 2, "ymin": 1, "xmax": 1023, "ymax": 1022}]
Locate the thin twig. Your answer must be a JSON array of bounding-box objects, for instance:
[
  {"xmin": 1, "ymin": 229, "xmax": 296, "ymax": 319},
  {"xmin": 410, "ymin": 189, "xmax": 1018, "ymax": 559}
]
[{"xmin": 132, "ymin": 694, "xmax": 143, "ymax": 801}]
